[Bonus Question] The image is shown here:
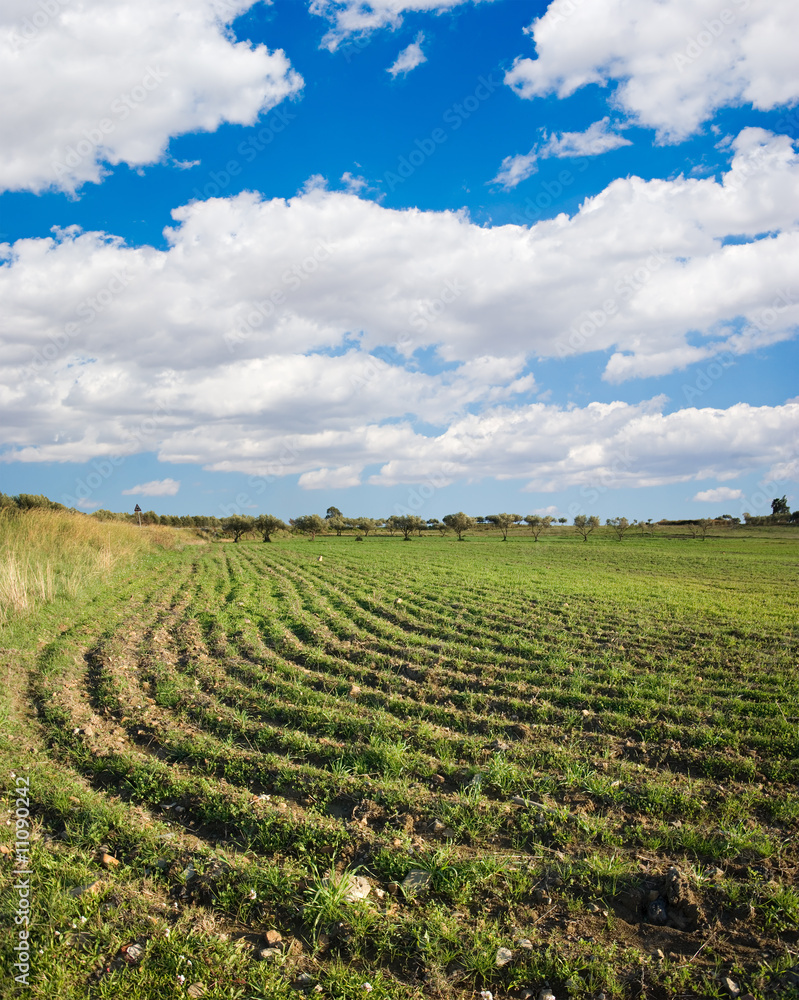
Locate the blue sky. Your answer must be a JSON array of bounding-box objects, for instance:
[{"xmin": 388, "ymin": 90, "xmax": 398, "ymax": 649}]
[{"xmin": 1, "ymin": 0, "xmax": 797, "ymax": 523}]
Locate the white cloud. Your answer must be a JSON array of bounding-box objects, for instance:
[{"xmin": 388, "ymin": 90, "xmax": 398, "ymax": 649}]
[
  {"xmin": 693, "ymin": 486, "xmax": 743, "ymax": 502},
  {"xmin": 541, "ymin": 117, "xmax": 632, "ymax": 158},
  {"xmin": 505, "ymin": 0, "xmax": 799, "ymax": 142},
  {"xmin": 491, "ymin": 117, "xmax": 631, "ymax": 189},
  {"xmin": 298, "ymin": 465, "xmax": 363, "ymax": 489},
  {"xmin": 387, "ymin": 32, "xmax": 427, "ymax": 77},
  {"xmin": 367, "ymin": 400, "xmax": 799, "ymax": 495},
  {"xmin": 310, "ymin": 0, "xmax": 492, "ymax": 51},
  {"xmin": 1, "ymin": 129, "xmax": 798, "ymax": 492},
  {"xmin": 0, "ymin": 129, "xmax": 797, "ymax": 397},
  {"xmin": 122, "ymin": 479, "xmax": 181, "ymax": 496},
  {"xmin": 491, "ymin": 150, "xmax": 539, "ymax": 190},
  {"xmin": 0, "ymin": 0, "xmax": 303, "ymax": 193}
]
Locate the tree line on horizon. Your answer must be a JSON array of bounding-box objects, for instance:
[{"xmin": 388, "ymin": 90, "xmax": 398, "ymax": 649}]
[{"xmin": 1, "ymin": 494, "xmax": 796, "ymax": 542}]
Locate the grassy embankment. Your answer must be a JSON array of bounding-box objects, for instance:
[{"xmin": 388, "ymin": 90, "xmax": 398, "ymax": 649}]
[{"xmin": 1, "ymin": 516, "xmax": 798, "ymax": 999}]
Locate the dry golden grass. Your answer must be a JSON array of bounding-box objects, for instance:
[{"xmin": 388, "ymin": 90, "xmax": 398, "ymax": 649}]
[{"xmin": 0, "ymin": 508, "xmax": 181, "ymax": 619}]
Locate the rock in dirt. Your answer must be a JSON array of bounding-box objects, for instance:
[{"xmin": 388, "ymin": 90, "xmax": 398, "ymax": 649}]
[
  {"xmin": 402, "ymin": 869, "xmax": 432, "ymax": 892},
  {"xmin": 100, "ymin": 853, "xmax": 120, "ymax": 868},
  {"xmin": 70, "ymin": 881, "xmax": 103, "ymax": 897},
  {"xmin": 495, "ymin": 946, "xmax": 513, "ymax": 967},
  {"xmin": 264, "ymin": 929, "xmax": 283, "ymax": 946},
  {"xmin": 538, "ymin": 990, "xmax": 556, "ymax": 1000},
  {"xmin": 120, "ymin": 941, "xmax": 144, "ymax": 964},
  {"xmin": 342, "ymin": 874, "xmax": 371, "ymax": 902},
  {"xmin": 722, "ymin": 977, "xmax": 740, "ymax": 997},
  {"xmin": 256, "ymin": 947, "xmax": 282, "ymax": 962}
]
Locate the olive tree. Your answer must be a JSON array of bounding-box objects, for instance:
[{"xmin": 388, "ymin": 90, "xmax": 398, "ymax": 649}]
[
  {"xmin": 486, "ymin": 513, "xmax": 523, "ymax": 541},
  {"xmin": 222, "ymin": 514, "xmax": 254, "ymax": 543},
  {"xmin": 688, "ymin": 518, "xmax": 712, "ymax": 541},
  {"xmin": 355, "ymin": 517, "xmax": 381, "ymax": 537},
  {"xmin": 573, "ymin": 514, "xmax": 600, "ymax": 542},
  {"xmin": 606, "ymin": 516, "xmax": 631, "ymax": 541},
  {"xmin": 443, "ymin": 511, "xmax": 475, "ymax": 541},
  {"xmin": 427, "ymin": 518, "xmax": 449, "ymax": 536},
  {"xmin": 292, "ymin": 514, "xmax": 326, "ymax": 540},
  {"xmin": 394, "ymin": 514, "xmax": 425, "ymax": 540},
  {"xmin": 524, "ymin": 514, "xmax": 553, "ymax": 540},
  {"xmin": 254, "ymin": 513, "xmax": 287, "ymax": 542}
]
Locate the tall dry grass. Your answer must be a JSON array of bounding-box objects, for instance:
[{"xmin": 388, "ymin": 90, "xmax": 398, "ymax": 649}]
[{"xmin": 0, "ymin": 508, "xmax": 179, "ymax": 621}]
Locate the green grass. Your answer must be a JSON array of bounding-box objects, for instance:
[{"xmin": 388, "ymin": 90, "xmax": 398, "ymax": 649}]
[{"xmin": 1, "ymin": 521, "xmax": 798, "ymax": 998}]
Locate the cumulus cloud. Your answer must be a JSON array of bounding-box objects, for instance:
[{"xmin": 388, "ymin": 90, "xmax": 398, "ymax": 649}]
[
  {"xmin": 692, "ymin": 486, "xmax": 744, "ymax": 502},
  {"xmin": 5, "ymin": 126, "xmax": 796, "ymax": 384},
  {"xmin": 298, "ymin": 465, "xmax": 363, "ymax": 489},
  {"xmin": 491, "ymin": 116, "xmax": 631, "ymax": 189},
  {"xmin": 505, "ymin": 0, "xmax": 799, "ymax": 142},
  {"xmin": 310, "ymin": 0, "xmax": 491, "ymax": 51},
  {"xmin": 387, "ymin": 32, "xmax": 427, "ymax": 77},
  {"xmin": 0, "ymin": 0, "xmax": 303, "ymax": 193},
  {"xmin": 122, "ymin": 479, "xmax": 181, "ymax": 496},
  {"xmin": 367, "ymin": 401, "xmax": 799, "ymax": 495},
  {"xmin": 1, "ymin": 129, "xmax": 798, "ymax": 491}
]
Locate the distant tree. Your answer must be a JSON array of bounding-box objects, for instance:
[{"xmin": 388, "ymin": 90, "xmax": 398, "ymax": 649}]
[
  {"xmin": 486, "ymin": 513, "xmax": 523, "ymax": 541},
  {"xmin": 523, "ymin": 514, "xmax": 553, "ymax": 541},
  {"xmin": 772, "ymin": 495, "xmax": 790, "ymax": 516},
  {"xmin": 355, "ymin": 517, "xmax": 381, "ymax": 537},
  {"xmin": 325, "ymin": 506, "xmax": 343, "ymax": 520},
  {"xmin": 557, "ymin": 517, "xmax": 567, "ymax": 524},
  {"xmin": 222, "ymin": 514, "xmax": 254, "ymax": 542},
  {"xmin": 427, "ymin": 518, "xmax": 449, "ymax": 536},
  {"xmin": 292, "ymin": 514, "xmax": 325, "ymax": 541},
  {"xmin": 327, "ymin": 515, "xmax": 353, "ymax": 536},
  {"xmin": 91, "ymin": 509, "xmax": 121, "ymax": 522},
  {"xmin": 12, "ymin": 493, "xmax": 66, "ymax": 511},
  {"xmin": 254, "ymin": 513, "xmax": 287, "ymax": 542},
  {"xmin": 790, "ymin": 510, "xmax": 799, "ymax": 523},
  {"xmin": 687, "ymin": 518, "xmax": 712, "ymax": 540},
  {"xmin": 606, "ymin": 516, "xmax": 631, "ymax": 541},
  {"xmin": 392, "ymin": 514, "xmax": 425, "ymax": 540},
  {"xmin": 443, "ymin": 511, "xmax": 476, "ymax": 541},
  {"xmin": 573, "ymin": 514, "xmax": 600, "ymax": 542},
  {"xmin": 384, "ymin": 516, "xmax": 399, "ymax": 536}
]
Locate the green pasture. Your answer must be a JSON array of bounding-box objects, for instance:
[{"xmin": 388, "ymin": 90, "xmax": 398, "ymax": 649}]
[{"xmin": 1, "ymin": 520, "xmax": 797, "ymax": 999}]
